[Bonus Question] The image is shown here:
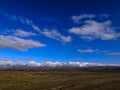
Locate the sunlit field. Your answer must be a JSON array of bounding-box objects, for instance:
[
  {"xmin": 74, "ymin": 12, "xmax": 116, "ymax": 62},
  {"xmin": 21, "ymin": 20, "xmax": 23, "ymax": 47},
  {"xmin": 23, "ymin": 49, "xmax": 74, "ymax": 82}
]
[{"xmin": 0, "ymin": 70, "xmax": 120, "ymax": 90}]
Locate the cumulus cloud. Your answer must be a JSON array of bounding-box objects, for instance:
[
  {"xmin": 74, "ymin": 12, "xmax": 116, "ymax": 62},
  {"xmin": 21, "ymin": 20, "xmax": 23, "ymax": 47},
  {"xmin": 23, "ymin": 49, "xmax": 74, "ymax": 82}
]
[
  {"xmin": 42, "ymin": 29, "xmax": 72, "ymax": 43},
  {"xmin": 69, "ymin": 20, "xmax": 120, "ymax": 40},
  {"xmin": 107, "ymin": 52, "xmax": 120, "ymax": 56},
  {"xmin": 14, "ymin": 29, "xmax": 36, "ymax": 37},
  {"xmin": 0, "ymin": 35, "xmax": 46, "ymax": 51},
  {"xmin": 77, "ymin": 48, "xmax": 98, "ymax": 53},
  {"xmin": 71, "ymin": 14, "xmax": 96, "ymax": 23}
]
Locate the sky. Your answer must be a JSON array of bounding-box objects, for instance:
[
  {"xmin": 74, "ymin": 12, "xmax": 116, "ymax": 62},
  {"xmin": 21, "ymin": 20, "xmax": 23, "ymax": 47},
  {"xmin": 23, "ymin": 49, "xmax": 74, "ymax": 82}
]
[{"xmin": 0, "ymin": 0, "xmax": 120, "ymax": 65}]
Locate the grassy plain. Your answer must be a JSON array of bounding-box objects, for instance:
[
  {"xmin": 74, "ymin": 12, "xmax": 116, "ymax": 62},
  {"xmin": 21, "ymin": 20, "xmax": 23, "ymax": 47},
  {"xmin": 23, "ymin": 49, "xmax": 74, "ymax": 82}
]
[{"xmin": 0, "ymin": 70, "xmax": 120, "ymax": 90}]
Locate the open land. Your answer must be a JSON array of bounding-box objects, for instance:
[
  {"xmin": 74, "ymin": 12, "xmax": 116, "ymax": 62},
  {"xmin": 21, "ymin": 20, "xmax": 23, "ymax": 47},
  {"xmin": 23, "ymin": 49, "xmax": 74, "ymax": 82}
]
[{"xmin": 0, "ymin": 69, "xmax": 120, "ymax": 90}]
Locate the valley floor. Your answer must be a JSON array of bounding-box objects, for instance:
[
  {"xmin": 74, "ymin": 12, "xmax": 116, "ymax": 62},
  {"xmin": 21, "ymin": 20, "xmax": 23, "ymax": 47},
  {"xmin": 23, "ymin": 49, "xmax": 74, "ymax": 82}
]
[{"xmin": 0, "ymin": 70, "xmax": 120, "ymax": 90}]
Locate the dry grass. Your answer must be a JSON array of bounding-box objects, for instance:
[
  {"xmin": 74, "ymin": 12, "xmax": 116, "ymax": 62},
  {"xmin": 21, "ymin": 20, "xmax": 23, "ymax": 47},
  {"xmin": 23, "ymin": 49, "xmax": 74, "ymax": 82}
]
[{"xmin": 0, "ymin": 71, "xmax": 120, "ymax": 90}]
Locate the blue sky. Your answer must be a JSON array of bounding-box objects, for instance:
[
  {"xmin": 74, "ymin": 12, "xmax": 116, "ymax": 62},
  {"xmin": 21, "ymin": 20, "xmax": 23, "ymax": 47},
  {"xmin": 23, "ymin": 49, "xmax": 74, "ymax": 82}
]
[{"xmin": 0, "ymin": 0, "xmax": 120, "ymax": 64}]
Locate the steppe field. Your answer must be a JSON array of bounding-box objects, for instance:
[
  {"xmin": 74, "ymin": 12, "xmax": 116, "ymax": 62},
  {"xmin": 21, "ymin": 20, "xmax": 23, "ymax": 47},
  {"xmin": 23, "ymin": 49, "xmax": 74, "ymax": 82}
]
[{"xmin": 0, "ymin": 70, "xmax": 120, "ymax": 90}]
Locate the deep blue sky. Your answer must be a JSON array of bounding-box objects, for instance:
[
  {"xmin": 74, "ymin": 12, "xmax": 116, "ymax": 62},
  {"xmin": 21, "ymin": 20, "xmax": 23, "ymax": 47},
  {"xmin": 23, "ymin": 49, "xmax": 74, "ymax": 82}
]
[{"xmin": 0, "ymin": 0, "xmax": 120, "ymax": 64}]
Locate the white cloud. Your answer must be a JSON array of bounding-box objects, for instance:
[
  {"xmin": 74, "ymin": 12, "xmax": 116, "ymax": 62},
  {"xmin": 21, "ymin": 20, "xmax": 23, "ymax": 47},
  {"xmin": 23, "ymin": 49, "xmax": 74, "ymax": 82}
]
[
  {"xmin": 15, "ymin": 17, "xmax": 42, "ymax": 32},
  {"xmin": 42, "ymin": 29, "xmax": 72, "ymax": 43},
  {"xmin": 69, "ymin": 20, "xmax": 120, "ymax": 40},
  {"xmin": 8, "ymin": 15, "xmax": 71, "ymax": 43},
  {"xmin": 0, "ymin": 11, "xmax": 72, "ymax": 43},
  {"xmin": 0, "ymin": 60, "xmax": 14, "ymax": 65},
  {"xmin": 71, "ymin": 14, "xmax": 109, "ymax": 24},
  {"xmin": 71, "ymin": 14, "xmax": 96, "ymax": 23},
  {"xmin": 31, "ymin": 24, "xmax": 41, "ymax": 32},
  {"xmin": 22, "ymin": 20, "xmax": 72, "ymax": 43},
  {"xmin": 101, "ymin": 14, "xmax": 109, "ymax": 18},
  {"xmin": 19, "ymin": 18, "xmax": 72, "ymax": 44},
  {"xmin": 77, "ymin": 48, "xmax": 98, "ymax": 53},
  {"xmin": 0, "ymin": 35, "xmax": 46, "ymax": 51},
  {"xmin": 4, "ymin": 14, "xmax": 42, "ymax": 33},
  {"xmin": 102, "ymin": 50, "xmax": 110, "ymax": 53},
  {"xmin": 107, "ymin": 52, "xmax": 120, "ymax": 56},
  {"xmin": 19, "ymin": 18, "xmax": 41, "ymax": 32},
  {"xmin": 14, "ymin": 29, "xmax": 36, "ymax": 37},
  {"xmin": 0, "ymin": 13, "xmax": 47, "ymax": 51}
]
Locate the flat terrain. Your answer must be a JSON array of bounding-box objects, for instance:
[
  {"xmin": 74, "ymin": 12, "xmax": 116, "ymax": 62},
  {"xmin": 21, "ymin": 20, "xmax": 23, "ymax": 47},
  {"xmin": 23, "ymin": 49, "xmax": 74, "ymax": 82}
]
[{"xmin": 0, "ymin": 70, "xmax": 120, "ymax": 90}]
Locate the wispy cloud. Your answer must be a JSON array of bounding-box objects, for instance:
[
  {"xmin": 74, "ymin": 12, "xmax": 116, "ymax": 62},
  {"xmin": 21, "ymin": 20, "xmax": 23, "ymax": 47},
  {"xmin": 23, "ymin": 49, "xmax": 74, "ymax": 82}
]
[
  {"xmin": 11, "ymin": 16, "xmax": 42, "ymax": 32},
  {"xmin": 0, "ymin": 10, "xmax": 72, "ymax": 43},
  {"xmin": 0, "ymin": 35, "xmax": 46, "ymax": 51},
  {"xmin": 71, "ymin": 14, "xmax": 109, "ymax": 24},
  {"xmin": 26, "ymin": 22, "xmax": 72, "ymax": 43},
  {"xmin": 75, "ymin": 58, "xmax": 84, "ymax": 60},
  {"xmin": 77, "ymin": 48, "xmax": 98, "ymax": 53},
  {"xmin": 102, "ymin": 50, "xmax": 110, "ymax": 53},
  {"xmin": 0, "ymin": 9, "xmax": 17, "ymax": 21},
  {"xmin": 69, "ymin": 20, "xmax": 120, "ymax": 40},
  {"xmin": 71, "ymin": 14, "xmax": 96, "ymax": 23},
  {"xmin": 42, "ymin": 29, "xmax": 72, "ymax": 43},
  {"xmin": 107, "ymin": 52, "xmax": 120, "ymax": 56},
  {"xmin": 0, "ymin": 10, "xmax": 41, "ymax": 32},
  {"xmin": 101, "ymin": 14, "xmax": 109, "ymax": 18},
  {"xmin": 0, "ymin": 11, "xmax": 46, "ymax": 51},
  {"xmin": 13, "ymin": 29, "xmax": 36, "ymax": 37}
]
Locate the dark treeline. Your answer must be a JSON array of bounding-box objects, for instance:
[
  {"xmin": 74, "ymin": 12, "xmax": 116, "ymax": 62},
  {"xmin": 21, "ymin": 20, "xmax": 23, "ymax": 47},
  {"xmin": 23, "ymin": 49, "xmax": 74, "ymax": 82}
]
[{"xmin": 0, "ymin": 66, "xmax": 120, "ymax": 72}]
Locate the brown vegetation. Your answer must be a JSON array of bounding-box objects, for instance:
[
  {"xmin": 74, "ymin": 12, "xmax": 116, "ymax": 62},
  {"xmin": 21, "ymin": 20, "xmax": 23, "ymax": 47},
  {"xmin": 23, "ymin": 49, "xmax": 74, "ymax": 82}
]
[{"xmin": 0, "ymin": 71, "xmax": 120, "ymax": 90}]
